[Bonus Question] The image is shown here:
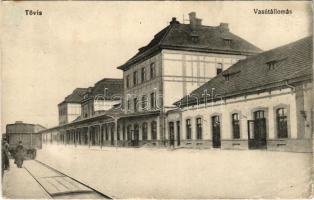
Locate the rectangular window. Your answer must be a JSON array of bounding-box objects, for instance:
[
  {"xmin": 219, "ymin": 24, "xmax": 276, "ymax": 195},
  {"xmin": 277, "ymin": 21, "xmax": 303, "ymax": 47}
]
[
  {"xmin": 133, "ymin": 98, "xmax": 138, "ymax": 112},
  {"xmin": 133, "ymin": 71, "xmax": 138, "ymax": 85},
  {"xmin": 150, "ymin": 92, "xmax": 155, "ymax": 110},
  {"xmin": 216, "ymin": 63, "xmax": 223, "ymax": 75},
  {"xmin": 150, "ymin": 63, "xmax": 156, "ymax": 79},
  {"xmin": 141, "ymin": 67, "xmax": 146, "ymax": 83},
  {"xmin": 127, "ymin": 100, "xmax": 130, "ymax": 111},
  {"xmin": 232, "ymin": 113, "xmax": 240, "ymax": 139},
  {"xmin": 277, "ymin": 108, "xmax": 288, "ymax": 138},
  {"xmin": 126, "ymin": 75, "xmax": 130, "ymax": 88},
  {"xmin": 196, "ymin": 118, "xmax": 202, "ymax": 140},
  {"xmin": 186, "ymin": 119, "xmax": 192, "ymax": 139}
]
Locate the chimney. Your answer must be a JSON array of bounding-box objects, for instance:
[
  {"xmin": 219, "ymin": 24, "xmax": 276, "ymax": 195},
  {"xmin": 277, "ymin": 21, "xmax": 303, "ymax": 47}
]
[
  {"xmin": 15, "ymin": 121, "xmax": 23, "ymax": 124},
  {"xmin": 104, "ymin": 87, "xmax": 108, "ymax": 98},
  {"xmin": 196, "ymin": 18, "xmax": 202, "ymax": 26},
  {"xmin": 170, "ymin": 17, "xmax": 179, "ymax": 25},
  {"xmin": 87, "ymin": 87, "xmax": 92, "ymax": 94},
  {"xmin": 219, "ymin": 23, "xmax": 229, "ymax": 32},
  {"xmin": 189, "ymin": 12, "xmax": 202, "ymax": 30}
]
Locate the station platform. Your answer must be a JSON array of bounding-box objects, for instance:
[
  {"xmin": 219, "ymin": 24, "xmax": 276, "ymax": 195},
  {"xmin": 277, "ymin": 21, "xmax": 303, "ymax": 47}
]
[
  {"xmin": 2, "ymin": 159, "xmax": 108, "ymax": 199},
  {"xmin": 2, "ymin": 160, "xmax": 51, "ymax": 199}
]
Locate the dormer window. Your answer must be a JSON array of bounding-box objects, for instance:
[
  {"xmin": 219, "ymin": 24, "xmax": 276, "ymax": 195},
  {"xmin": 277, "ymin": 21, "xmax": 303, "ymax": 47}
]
[
  {"xmin": 266, "ymin": 57, "xmax": 287, "ymax": 70},
  {"xmin": 190, "ymin": 31, "xmax": 199, "ymax": 43},
  {"xmin": 225, "ymin": 74, "xmax": 230, "ymax": 81},
  {"xmin": 222, "ymin": 70, "xmax": 241, "ymax": 81},
  {"xmin": 216, "ymin": 63, "xmax": 223, "ymax": 75},
  {"xmin": 267, "ymin": 61, "xmax": 277, "ymax": 70},
  {"xmin": 224, "ymin": 38, "xmax": 232, "ymax": 46},
  {"xmin": 192, "ymin": 36, "xmax": 199, "ymax": 43}
]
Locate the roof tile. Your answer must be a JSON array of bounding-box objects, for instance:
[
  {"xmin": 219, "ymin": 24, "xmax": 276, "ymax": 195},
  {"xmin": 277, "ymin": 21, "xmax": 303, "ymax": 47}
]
[{"xmin": 177, "ymin": 36, "xmax": 313, "ymax": 107}]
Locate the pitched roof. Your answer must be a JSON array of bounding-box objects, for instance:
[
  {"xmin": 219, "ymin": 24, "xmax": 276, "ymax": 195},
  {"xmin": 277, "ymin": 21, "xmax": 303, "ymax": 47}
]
[
  {"xmin": 118, "ymin": 18, "xmax": 262, "ymax": 70},
  {"xmin": 176, "ymin": 36, "xmax": 313, "ymax": 107},
  {"xmin": 83, "ymin": 78, "xmax": 123, "ymax": 101},
  {"xmin": 59, "ymin": 88, "xmax": 88, "ymax": 105}
]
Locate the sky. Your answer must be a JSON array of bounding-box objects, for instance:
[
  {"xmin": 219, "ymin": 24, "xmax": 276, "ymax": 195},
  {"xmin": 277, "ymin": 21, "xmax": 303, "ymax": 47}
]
[{"xmin": 1, "ymin": 1, "xmax": 312, "ymax": 132}]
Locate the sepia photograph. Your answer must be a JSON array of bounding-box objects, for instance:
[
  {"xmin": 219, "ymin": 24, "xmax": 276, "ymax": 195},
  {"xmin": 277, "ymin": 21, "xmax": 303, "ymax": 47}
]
[{"xmin": 1, "ymin": 1, "xmax": 313, "ymax": 199}]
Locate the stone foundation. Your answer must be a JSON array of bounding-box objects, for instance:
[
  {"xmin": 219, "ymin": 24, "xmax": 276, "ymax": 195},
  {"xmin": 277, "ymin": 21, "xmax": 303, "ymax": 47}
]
[
  {"xmin": 266, "ymin": 139, "xmax": 312, "ymax": 153},
  {"xmin": 221, "ymin": 140, "xmax": 249, "ymax": 150},
  {"xmin": 63, "ymin": 138, "xmax": 313, "ymax": 152}
]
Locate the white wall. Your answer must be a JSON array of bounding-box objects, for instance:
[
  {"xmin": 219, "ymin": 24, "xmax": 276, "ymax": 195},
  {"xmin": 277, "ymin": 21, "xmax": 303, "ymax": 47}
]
[
  {"xmin": 67, "ymin": 103, "xmax": 82, "ymax": 123},
  {"xmin": 162, "ymin": 49, "xmax": 247, "ymax": 108},
  {"xmin": 94, "ymin": 100, "xmax": 120, "ymax": 112},
  {"xmin": 170, "ymin": 88, "xmax": 297, "ymax": 141},
  {"xmin": 123, "ymin": 53, "xmax": 163, "ymax": 113}
]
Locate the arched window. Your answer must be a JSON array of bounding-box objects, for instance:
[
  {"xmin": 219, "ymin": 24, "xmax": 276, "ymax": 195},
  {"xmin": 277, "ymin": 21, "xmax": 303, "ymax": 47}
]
[
  {"xmin": 142, "ymin": 122, "xmax": 148, "ymax": 141},
  {"xmin": 186, "ymin": 119, "xmax": 192, "ymax": 139},
  {"xmin": 232, "ymin": 113, "xmax": 240, "ymax": 139},
  {"xmin": 141, "ymin": 95, "xmax": 148, "ymax": 111},
  {"xmin": 151, "ymin": 121, "xmax": 157, "ymax": 140},
  {"xmin": 196, "ymin": 118, "xmax": 202, "ymax": 139},
  {"xmin": 277, "ymin": 108, "xmax": 288, "ymax": 138}
]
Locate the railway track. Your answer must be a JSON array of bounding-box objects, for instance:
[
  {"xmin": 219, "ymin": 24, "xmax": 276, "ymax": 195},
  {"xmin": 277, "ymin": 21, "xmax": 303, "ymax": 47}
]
[{"xmin": 23, "ymin": 160, "xmax": 111, "ymax": 199}]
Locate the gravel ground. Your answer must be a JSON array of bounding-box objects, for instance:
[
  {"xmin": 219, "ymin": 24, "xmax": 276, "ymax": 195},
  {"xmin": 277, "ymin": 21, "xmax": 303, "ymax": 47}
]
[{"xmin": 37, "ymin": 144, "xmax": 312, "ymax": 199}]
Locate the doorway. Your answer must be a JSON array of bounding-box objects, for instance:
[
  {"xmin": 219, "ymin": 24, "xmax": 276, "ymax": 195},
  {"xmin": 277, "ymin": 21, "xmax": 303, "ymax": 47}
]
[
  {"xmin": 212, "ymin": 115, "xmax": 221, "ymax": 148},
  {"xmin": 248, "ymin": 110, "xmax": 267, "ymax": 149},
  {"xmin": 176, "ymin": 121, "xmax": 181, "ymax": 146},
  {"xmin": 169, "ymin": 122, "xmax": 175, "ymax": 146},
  {"xmin": 110, "ymin": 124, "xmax": 114, "ymax": 146},
  {"xmin": 133, "ymin": 124, "xmax": 139, "ymax": 146}
]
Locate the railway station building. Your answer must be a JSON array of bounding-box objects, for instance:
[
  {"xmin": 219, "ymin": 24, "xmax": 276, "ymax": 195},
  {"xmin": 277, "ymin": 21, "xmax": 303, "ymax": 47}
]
[
  {"xmin": 167, "ymin": 36, "xmax": 313, "ymax": 152},
  {"xmin": 40, "ymin": 13, "xmax": 313, "ymax": 152},
  {"xmin": 115, "ymin": 12, "xmax": 261, "ymax": 147}
]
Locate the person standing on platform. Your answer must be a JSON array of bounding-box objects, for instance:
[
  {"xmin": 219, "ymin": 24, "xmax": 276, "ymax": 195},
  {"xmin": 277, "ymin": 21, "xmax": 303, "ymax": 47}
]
[
  {"xmin": 2, "ymin": 140, "xmax": 10, "ymax": 177},
  {"xmin": 3, "ymin": 140, "xmax": 10, "ymax": 169},
  {"xmin": 14, "ymin": 141, "xmax": 24, "ymax": 168}
]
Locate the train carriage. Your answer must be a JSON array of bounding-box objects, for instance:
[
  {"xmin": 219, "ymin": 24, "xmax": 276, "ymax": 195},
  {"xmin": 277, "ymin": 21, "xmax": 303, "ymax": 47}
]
[{"xmin": 5, "ymin": 121, "xmax": 46, "ymax": 159}]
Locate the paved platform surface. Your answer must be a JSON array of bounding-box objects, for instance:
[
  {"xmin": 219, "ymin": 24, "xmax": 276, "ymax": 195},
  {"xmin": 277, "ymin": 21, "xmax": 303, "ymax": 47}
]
[
  {"xmin": 2, "ymin": 160, "xmax": 51, "ymax": 199},
  {"xmin": 38, "ymin": 145, "xmax": 312, "ymax": 199},
  {"xmin": 2, "ymin": 160, "xmax": 107, "ymax": 199},
  {"xmin": 24, "ymin": 161, "xmax": 95, "ymax": 197}
]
